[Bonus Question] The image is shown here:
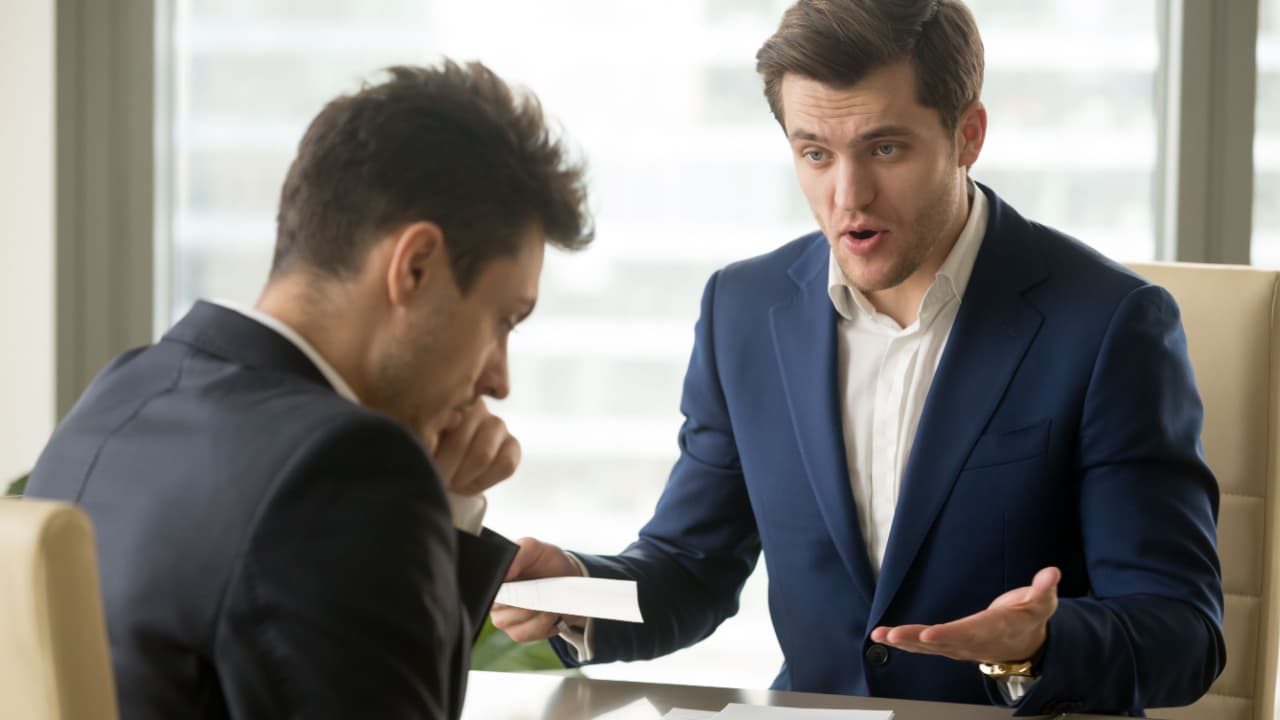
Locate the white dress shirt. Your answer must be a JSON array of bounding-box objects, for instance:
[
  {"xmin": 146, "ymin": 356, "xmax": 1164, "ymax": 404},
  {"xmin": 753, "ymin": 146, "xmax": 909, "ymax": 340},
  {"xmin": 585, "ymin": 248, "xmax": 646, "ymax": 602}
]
[
  {"xmin": 830, "ymin": 188, "xmax": 1032, "ymax": 703},
  {"xmin": 829, "ymin": 185, "xmax": 988, "ymax": 577},
  {"xmin": 210, "ymin": 300, "xmax": 487, "ymax": 534}
]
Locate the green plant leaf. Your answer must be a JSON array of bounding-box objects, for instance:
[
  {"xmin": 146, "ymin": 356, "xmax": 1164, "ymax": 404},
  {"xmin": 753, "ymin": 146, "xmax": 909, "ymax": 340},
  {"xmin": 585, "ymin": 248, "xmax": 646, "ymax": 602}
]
[
  {"xmin": 5, "ymin": 473, "xmax": 27, "ymax": 496},
  {"xmin": 470, "ymin": 616, "xmax": 574, "ymax": 673}
]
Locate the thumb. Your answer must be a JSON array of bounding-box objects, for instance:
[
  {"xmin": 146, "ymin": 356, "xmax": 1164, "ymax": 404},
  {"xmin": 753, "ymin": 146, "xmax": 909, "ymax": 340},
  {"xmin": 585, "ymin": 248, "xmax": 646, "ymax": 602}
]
[
  {"xmin": 505, "ymin": 537, "xmax": 547, "ymax": 581},
  {"xmin": 1027, "ymin": 566, "xmax": 1061, "ymax": 607},
  {"xmin": 1032, "ymin": 566, "xmax": 1061, "ymax": 592}
]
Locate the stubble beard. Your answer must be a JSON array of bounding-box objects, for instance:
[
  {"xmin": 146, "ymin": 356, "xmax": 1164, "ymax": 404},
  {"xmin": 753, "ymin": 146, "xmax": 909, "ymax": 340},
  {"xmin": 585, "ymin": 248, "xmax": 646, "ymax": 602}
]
[{"xmin": 837, "ymin": 179, "xmax": 965, "ymax": 295}]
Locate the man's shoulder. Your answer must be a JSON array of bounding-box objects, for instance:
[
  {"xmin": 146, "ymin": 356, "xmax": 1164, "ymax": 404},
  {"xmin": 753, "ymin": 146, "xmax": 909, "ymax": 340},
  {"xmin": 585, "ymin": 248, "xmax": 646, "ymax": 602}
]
[
  {"xmin": 188, "ymin": 357, "xmax": 427, "ymax": 478},
  {"xmin": 715, "ymin": 230, "xmax": 827, "ymax": 297},
  {"xmin": 985, "ymin": 188, "xmax": 1148, "ymax": 303},
  {"xmin": 33, "ymin": 338, "xmax": 426, "ymax": 502}
]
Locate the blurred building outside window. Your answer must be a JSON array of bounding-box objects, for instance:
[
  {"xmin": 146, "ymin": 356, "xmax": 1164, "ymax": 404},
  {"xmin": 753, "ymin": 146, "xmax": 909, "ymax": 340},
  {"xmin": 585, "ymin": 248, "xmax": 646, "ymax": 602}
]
[{"xmin": 162, "ymin": 0, "xmax": 1163, "ymax": 688}]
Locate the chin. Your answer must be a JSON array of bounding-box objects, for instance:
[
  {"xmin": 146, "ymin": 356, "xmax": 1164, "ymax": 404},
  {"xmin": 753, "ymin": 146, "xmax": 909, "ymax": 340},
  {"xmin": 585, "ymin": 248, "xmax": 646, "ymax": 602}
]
[{"xmin": 836, "ymin": 258, "xmax": 890, "ymax": 293}]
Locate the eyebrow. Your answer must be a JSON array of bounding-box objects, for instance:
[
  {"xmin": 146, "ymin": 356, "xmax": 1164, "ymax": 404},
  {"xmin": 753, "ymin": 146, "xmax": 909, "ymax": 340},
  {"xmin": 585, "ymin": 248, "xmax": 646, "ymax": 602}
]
[{"xmin": 788, "ymin": 125, "xmax": 917, "ymax": 145}]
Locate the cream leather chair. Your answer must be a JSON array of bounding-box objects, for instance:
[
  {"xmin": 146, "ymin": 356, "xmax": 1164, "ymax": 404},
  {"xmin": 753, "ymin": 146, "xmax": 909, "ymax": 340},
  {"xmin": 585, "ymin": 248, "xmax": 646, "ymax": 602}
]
[
  {"xmin": 0, "ymin": 497, "xmax": 118, "ymax": 720},
  {"xmin": 1128, "ymin": 263, "xmax": 1280, "ymax": 720}
]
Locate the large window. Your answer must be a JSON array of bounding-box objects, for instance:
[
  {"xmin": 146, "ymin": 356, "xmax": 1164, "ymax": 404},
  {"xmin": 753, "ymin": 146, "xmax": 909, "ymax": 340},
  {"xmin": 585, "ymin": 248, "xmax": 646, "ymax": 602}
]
[
  {"xmin": 969, "ymin": 0, "xmax": 1160, "ymax": 263},
  {"xmin": 162, "ymin": 0, "xmax": 1162, "ymax": 688},
  {"xmin": 1257, "ymin": 0, "xmax": 1280, "ymax": 266}
]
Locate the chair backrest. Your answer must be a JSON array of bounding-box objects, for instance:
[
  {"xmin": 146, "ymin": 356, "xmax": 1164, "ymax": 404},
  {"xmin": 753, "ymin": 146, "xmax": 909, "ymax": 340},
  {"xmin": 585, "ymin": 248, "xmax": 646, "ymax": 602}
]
[
  {"xmin": 0, "ymin": 497, "xmax": 118, "ymax": 720},
  {"xmin": 1128, "ymin": 262, "xmax": 1280, "ymax": 720}
]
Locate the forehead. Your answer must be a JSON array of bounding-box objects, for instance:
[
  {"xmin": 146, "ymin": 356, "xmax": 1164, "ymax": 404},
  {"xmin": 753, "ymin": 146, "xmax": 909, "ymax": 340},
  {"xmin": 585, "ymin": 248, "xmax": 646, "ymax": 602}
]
[{"xmin": 779, "ymin": 62, "xmax": 943, "ymax": 140}]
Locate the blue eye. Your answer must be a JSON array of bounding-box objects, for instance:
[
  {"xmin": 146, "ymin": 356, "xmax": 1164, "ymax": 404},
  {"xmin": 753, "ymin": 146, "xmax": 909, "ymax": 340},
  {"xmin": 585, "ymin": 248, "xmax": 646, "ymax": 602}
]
[
  {"xmin": 803, "ymin": 150, "xmax": 825, "ymax": 162},
  {"xmin": 875, "ymin": 143, "xmax": 897, "ymax": 157}
]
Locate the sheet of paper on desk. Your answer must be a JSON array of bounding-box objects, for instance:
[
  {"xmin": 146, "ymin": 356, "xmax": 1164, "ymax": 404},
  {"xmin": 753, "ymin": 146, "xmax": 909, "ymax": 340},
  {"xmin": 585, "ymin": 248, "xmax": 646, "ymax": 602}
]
[
  {"xmin": 494, "ymin": 577, "xmax": 643, "ymax": 623},
  {"xmin": 713, "ymin": 705, "xmax": 893, "ymax": 719},
  {"xmin": 596, "ymin": 698, "xmax": 661, "ymax": 719}
]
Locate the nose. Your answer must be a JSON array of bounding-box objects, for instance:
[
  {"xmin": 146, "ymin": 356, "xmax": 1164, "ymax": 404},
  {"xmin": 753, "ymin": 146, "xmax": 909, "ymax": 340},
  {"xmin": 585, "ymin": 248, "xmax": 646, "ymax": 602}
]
[
  {"xmin": 476, "ymin": 343, "xmax": 510, "ymax": 400},
  {"xmin": 833, "ymin": 158, "xmax": 874, "ymax": 212}
]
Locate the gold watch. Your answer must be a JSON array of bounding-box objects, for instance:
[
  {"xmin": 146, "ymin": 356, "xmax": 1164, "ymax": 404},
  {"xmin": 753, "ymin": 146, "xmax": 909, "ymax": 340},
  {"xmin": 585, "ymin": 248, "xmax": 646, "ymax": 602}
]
[{"xmin": 978, "ymin": 659, "xmax": 1038, "ymax": 678}]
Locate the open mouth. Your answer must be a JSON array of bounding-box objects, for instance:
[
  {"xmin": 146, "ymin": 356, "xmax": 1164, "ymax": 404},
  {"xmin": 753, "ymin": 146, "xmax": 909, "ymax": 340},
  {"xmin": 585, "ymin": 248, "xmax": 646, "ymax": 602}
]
[{"xmin": 849, "ymin": 229, "xmax": 877, "ymax": 240}]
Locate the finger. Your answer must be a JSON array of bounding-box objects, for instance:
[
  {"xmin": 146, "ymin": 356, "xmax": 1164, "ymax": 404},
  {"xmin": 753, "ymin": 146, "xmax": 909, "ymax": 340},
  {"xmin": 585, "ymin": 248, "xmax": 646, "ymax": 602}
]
[
  {"xmin": 492, "ymin": 608, "xmax": 559, "ymax": 642},
  {"xmin": 433, "ymin": 403, "xmax": 488, "ymax": 483},
  {"xmin": 883, "ymin": 624, "xmax": 933, "ymax": 646},
  {"xmin": 919, "ymin": 604, "xmax": 1052, "ymax": 662},
  {"xmin": 988, "ymin": 566, "xmax": 1063, "ymax": 612},
  {"xmin": 420, "ymin": 428, "xmax": 440, "ymax": 456},
  {"xmin": 461, "ymin": 435, "xmax": 520, "ymax": 495},
  {"xmin": 504, "ymin": 612, "xmax": 561, "ymax": 642},
  {"xmin": 505, "ymin": 538, "xmax": 545, "ymax": 581},
  {"xmin": 505, "ymin": 537, "xmax": 576, "ymax": 581},
  {"xmin": 1030, "ymin": 566, "xmax": 1061, "ymax": 598},
  {"xmin": 918, "ymin": 616, "xmax": 982, "ymax": 649},
  {"xmin": 490, "ymin": 604, "xmax": 539, "ymax": 627},
  {"xmin": 875, "ymin": 624, "xmax": 965, "ymax": 658},
  {"xmin": 453, "ymin": 417, "xmax": 511, "ymax": 493}
]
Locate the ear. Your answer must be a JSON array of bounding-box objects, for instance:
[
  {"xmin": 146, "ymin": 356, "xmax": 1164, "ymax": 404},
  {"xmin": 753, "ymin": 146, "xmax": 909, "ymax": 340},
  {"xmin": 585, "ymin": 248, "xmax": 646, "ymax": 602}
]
[
  {"xmin": 955, "ymin": 100, "xmax": 987, "ymax": 168},
  {"xmin": 385, "ymin": 221, "xmax": 446, "ymax": 308}
]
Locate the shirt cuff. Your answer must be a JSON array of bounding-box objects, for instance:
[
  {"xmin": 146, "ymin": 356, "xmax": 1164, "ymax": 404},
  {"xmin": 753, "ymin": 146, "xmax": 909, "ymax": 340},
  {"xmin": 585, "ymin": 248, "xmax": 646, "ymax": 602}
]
[
  {"xmin": 994, "ymin": 675, "xmax": 1041, "ymax": 706},
  {"xmin": 557, "ymin": 551, "xmax": 595, "ymax": 662},
  {"xmin": 446, "ymin": 492, "xmax": 486, "ymax": 535}
]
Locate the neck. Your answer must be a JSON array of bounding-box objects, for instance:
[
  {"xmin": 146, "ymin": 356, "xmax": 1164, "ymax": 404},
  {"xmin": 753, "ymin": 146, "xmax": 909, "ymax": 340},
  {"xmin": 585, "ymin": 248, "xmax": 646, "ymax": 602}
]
[{"xmin": 255, "ymin": 273, "xmax": 377, "ymax": 399}]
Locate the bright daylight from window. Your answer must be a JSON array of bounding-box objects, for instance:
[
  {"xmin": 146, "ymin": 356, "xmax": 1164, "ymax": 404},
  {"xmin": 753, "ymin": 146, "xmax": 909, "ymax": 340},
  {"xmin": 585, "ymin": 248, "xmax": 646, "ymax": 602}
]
[{"xmin": 163, "ymin": 0, "xmax": 1161, "ymax": 689}]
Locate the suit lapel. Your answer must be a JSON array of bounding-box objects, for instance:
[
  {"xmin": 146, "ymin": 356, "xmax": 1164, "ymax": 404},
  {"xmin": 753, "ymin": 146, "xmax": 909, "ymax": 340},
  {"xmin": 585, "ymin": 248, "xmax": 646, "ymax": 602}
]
[
  {"xmin": 869, "ymin": 191, "xmax": 1048, "ymax": 627},
  {"xmin": 770, "ymin": 239, "xmax": 877, "ymax": 606}
]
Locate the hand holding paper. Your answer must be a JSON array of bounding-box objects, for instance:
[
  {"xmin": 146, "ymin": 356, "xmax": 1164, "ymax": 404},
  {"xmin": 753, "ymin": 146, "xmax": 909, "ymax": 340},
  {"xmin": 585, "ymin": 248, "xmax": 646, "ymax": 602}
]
[
  {"xmin": 492, "ymin": 536, "xmax": 623, "ymax": 642},
  {"xmin": 495, "ymin": 576, "xmax": 643, "ymax": 623}
]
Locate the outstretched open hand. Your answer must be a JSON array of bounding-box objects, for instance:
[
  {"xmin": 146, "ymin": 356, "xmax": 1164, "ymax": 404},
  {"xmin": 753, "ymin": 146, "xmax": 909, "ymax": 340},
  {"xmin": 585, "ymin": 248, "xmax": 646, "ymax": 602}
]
[{"xmin": 870, "ymin": 566, "xmax": 1060, "ymax": 663}]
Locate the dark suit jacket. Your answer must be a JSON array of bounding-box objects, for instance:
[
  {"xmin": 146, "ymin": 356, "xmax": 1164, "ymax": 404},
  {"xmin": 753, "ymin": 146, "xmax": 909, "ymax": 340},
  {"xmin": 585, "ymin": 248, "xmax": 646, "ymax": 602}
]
[
  {"xmin": 555, "ymin": 185, "xmax": 1225, "ymax": 717},
  {"xmin": 28, "ymin": 301, "xmax": 515, "ymax": 720}
]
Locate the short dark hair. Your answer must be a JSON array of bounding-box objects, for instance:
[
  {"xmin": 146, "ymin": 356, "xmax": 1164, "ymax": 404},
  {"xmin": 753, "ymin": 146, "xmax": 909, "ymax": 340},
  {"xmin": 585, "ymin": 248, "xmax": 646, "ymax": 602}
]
[
  {"xmin": 756, "ymin": 0, "xmax": 984, "ymax": 131},
  {"xmin": 272, "ymin": 61, "xmax": 593, "ymax": 291}
]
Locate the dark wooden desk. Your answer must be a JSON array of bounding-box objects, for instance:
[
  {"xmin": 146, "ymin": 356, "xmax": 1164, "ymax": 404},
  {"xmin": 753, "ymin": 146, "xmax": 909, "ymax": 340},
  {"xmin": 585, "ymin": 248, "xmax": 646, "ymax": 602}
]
[{"xmin": 461, "ymin": 670, "xmax": 1158, "ymax": 719}]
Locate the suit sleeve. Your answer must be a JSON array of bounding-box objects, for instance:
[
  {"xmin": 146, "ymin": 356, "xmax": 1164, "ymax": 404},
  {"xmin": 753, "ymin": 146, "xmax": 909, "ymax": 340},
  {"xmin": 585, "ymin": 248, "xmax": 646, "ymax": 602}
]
[
  {"xmin": 1014, "ymin": 284, "xmax": 1226, "ymax": 716},
  {"xmin": 213, "ymin": 414, "xmax": 468, "ymax": 720},
  {"xmin": 552, "ymin": 270, "xmax": 763, "ymax": 665}
]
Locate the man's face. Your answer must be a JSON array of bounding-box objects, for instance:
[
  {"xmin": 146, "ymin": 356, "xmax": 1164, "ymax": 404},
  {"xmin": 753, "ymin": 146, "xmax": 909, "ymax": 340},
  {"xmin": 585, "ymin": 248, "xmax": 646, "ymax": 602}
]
[
  {"xmin": 367, "ymin": 227, "xmax": 544, "ymax": 439},
  {"xmin": 780, "ymin": 62, "xmax": 980, "ymax": 294}
]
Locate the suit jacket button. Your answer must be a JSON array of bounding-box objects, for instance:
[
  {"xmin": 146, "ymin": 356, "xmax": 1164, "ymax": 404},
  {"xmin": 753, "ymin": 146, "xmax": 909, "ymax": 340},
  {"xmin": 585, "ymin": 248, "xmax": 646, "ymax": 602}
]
[{"xmin": 864, "ymin": 643, "xmax": 889, "ymax": 666}]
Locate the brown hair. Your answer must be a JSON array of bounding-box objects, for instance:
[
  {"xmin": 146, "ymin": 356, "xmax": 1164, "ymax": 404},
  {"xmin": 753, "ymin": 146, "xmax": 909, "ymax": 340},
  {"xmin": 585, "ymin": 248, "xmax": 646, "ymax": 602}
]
[
  {"xmin": 756, "ymin": 0, "xmax": 984, "ymax": 131},
  {"xmin": 272, "ymin": 61, "xmax": 593, "ymax": 291}
]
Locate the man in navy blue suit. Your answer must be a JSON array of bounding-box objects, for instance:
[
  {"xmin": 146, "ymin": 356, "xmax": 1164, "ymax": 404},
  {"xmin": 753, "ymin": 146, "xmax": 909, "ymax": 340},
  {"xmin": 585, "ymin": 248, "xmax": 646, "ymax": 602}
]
[
  {"xmin": 494, "ymin": 1, "xmax": 1224, "ymax": 716},
  {"xmin": 29, "ymin": 62, "xmax": 592, "ymax": 719}
]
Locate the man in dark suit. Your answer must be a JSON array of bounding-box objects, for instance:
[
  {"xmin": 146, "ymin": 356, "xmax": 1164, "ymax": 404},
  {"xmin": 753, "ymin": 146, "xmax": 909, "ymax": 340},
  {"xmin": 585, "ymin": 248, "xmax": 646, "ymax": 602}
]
[
  {"xmin": 494, "ymin": 1, "xmax": 1224, "ymax": 716},
  {"xmin": 28, "ymin": 61, "xmax": 592, "ymax": 719}
]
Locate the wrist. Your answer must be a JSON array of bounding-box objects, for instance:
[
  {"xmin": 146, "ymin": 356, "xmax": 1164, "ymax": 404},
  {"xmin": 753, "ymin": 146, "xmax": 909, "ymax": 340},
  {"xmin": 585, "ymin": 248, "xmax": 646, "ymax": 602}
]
[
  {"xmin": 978, "ymin": 627, "xmax": 1048, "ymax": 679},
  {"xmin": 562, "ymin": 549, "xmax": 589, "ymax": 577}
]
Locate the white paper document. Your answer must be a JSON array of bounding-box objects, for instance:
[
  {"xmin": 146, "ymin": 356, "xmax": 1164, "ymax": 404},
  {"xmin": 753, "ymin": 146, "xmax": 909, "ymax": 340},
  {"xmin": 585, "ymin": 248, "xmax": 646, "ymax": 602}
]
[
  {"xmin": 493, "ymin": 576, "xmax": 643, "ymax": 623},
  {"xmin": 662, "ymin": 705, "xmax": 891, "ymax": 719}
]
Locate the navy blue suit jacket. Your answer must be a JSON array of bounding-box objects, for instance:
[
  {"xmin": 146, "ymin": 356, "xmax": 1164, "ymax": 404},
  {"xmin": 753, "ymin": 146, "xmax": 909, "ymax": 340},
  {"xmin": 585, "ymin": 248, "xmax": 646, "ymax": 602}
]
[
  {"xmin": 561, "ymin": 186, "xmax": 1224, "ymax": 716},
  {"xmin": 28, "ymin": 302, "xmax": 515, "ymax": 720}
]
